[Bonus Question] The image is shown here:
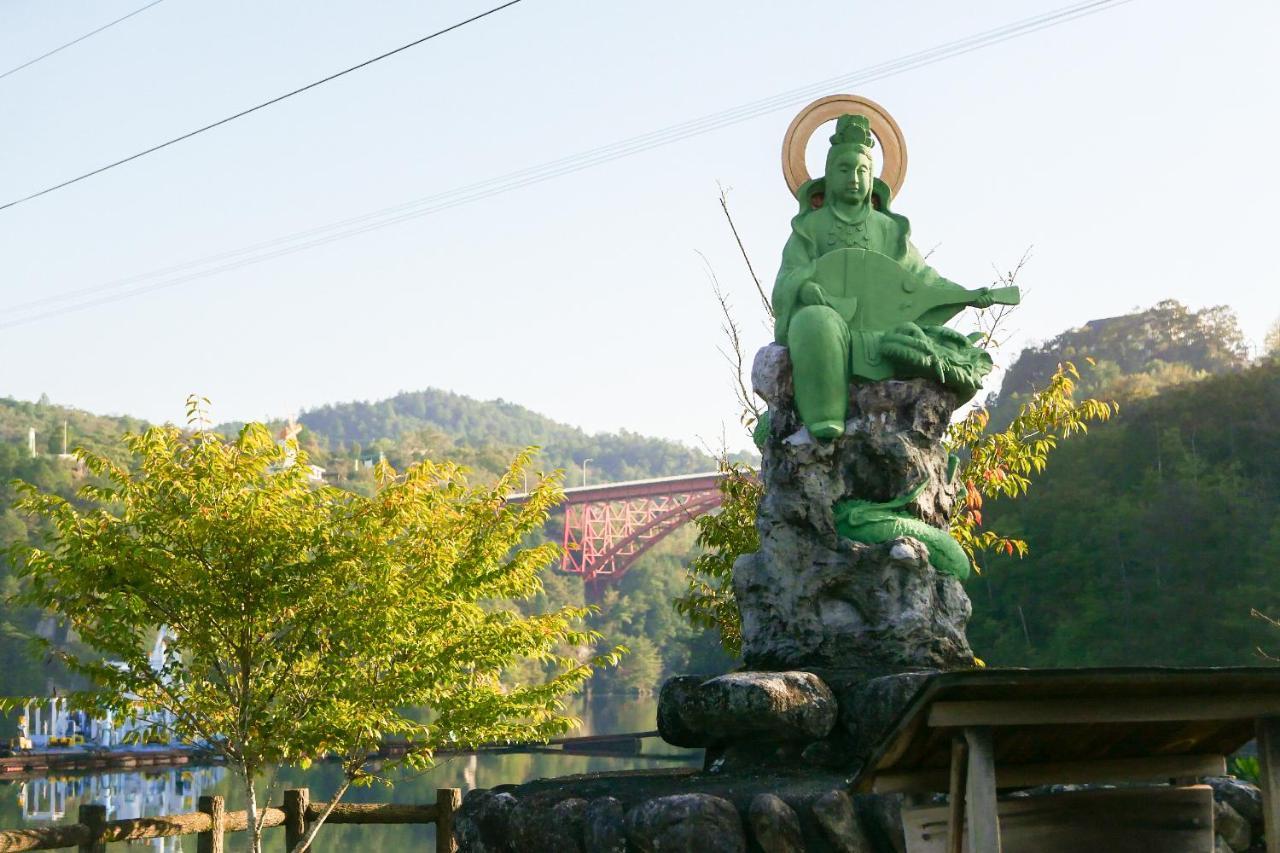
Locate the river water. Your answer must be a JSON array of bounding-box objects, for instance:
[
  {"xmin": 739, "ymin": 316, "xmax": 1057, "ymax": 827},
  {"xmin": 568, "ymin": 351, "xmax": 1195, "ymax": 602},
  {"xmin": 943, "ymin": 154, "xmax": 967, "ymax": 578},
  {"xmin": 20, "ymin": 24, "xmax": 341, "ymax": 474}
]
[{"xmin": 0, "ymin": 692, "xmax": 697, "ymax": 851}]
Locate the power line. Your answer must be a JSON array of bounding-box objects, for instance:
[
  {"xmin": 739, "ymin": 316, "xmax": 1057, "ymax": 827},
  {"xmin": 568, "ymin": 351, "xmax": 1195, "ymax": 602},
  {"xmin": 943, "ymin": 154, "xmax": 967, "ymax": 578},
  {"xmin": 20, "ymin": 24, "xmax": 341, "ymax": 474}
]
[
  {"xmin": 0, "ymin": 0, "xmax": 168, "ymax": 83},
  {"xmin": 0, "ymin": 0, "xmax": 1135, "ymax": 330},
  {"xmin": 0, "ymin": 0, "xmax": 526, "ymax": 213},
  {"xmin": 0, "ymin": 0, "xmax": 1130, "ymax": 325}
]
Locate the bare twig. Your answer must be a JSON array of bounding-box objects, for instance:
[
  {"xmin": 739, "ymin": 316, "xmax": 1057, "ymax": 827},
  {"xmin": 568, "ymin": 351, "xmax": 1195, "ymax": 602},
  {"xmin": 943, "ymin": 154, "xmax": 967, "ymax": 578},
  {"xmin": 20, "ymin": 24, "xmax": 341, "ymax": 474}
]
[
  {"xmin": 694, "ymin": 424, "xmax": 735, "ymax": 469},
  {"xmin": 1253, "ymin": 608, "xmax": 1280, "ymax": 661},
  {"xmin": 717, "ymin": 183, "xmax": 772, "ymax": 320},
  {"xmin": 974, "ymin": 246, "xmax": 1034, "ymax": 353},
  {"xmin": 697, "ymin": 251, "xmax": 762, "ymax": 433}
]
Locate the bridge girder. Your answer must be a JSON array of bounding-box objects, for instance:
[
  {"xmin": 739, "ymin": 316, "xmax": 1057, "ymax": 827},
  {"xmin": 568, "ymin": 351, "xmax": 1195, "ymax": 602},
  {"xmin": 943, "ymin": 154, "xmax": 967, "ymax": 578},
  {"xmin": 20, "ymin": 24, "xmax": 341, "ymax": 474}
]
[{"xmin": 558, "ymin": 476, "xmax": 726, "ymax": 591}]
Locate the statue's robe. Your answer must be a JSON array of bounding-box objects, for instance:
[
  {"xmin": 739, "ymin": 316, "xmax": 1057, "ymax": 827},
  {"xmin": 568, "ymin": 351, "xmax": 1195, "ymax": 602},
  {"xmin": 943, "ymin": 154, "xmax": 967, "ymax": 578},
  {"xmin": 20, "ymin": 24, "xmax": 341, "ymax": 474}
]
[
  {"xmin": 771, "ymin": 178, "xmax": 985, "ymax": 434},
  {"xmin": 772, "ymin": 178, "xmax": 968, "ymax": 345}
]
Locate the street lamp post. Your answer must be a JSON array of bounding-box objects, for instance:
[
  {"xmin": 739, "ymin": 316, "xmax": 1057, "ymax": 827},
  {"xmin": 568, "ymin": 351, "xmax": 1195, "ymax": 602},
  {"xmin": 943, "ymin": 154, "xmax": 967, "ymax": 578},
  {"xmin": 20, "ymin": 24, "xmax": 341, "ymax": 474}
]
[{"xmin": 582, "ymin": 458, "xmax": 592, "ymax": 488}]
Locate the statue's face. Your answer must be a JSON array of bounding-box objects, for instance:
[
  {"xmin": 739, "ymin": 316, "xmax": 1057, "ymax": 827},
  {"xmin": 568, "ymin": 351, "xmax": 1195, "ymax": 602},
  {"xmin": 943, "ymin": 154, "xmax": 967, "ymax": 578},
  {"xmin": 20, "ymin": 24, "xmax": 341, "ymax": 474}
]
[{"xmin": 826, "ymin": 149, "xmax": 873, "ymax": 206}]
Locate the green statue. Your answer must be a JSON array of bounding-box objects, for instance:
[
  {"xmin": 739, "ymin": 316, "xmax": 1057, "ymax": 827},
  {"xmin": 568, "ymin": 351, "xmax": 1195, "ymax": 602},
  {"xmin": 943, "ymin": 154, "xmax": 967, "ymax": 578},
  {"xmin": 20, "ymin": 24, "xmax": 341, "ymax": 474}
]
[
  {"xmin": 773, "ymin": 114, "xmax": 1019, "ymax": 439},
  {"xmin": 833, "ymin": 481, "xmax": 970, "ymax": 579}
]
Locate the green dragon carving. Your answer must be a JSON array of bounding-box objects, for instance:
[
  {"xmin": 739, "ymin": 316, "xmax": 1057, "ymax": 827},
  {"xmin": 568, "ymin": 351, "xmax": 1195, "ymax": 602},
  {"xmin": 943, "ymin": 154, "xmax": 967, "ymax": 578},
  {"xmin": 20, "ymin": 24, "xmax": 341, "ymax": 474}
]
[{"xmin": 833, "ymin": 480, "xmax": 969, "ymax": 580}]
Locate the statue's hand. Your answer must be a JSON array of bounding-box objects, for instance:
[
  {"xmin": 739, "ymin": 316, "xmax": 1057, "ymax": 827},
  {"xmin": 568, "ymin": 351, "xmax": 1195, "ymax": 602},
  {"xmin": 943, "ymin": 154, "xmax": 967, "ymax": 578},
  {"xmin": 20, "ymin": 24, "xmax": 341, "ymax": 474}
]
[
  {"xmin": 973, "ymin": 287, "xmax": 995, "ymax": 309},
  {"xmin": 798, "ymin": 281, "xmax": 829, "ymax": 307}
]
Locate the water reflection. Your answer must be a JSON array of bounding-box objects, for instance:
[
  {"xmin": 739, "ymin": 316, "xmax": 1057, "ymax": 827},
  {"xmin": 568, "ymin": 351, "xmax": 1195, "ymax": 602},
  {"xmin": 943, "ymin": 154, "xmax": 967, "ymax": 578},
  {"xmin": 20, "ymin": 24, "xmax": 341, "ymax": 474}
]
[
  {"xmin": 14, "ymin": 766, "xmax": 226, "ymax": 851},
  {"xmin": 0, "ymin": 693, "xmax": 699, "ymax": 852}
]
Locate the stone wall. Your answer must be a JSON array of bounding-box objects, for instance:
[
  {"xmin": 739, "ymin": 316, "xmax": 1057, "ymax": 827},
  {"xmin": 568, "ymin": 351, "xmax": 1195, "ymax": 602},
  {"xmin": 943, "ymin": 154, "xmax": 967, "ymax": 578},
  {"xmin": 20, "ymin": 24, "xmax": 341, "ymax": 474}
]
[{"xmin": 455, "ymin": 769, "xmax": 905, "ymax": 852}]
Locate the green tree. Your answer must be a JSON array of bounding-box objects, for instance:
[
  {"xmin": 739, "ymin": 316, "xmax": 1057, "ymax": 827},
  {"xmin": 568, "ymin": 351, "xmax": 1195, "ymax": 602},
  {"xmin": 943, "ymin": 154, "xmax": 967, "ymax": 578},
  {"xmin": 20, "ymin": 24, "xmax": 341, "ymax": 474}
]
[
  {"xmin": 1266, "ymin": 316, "xmax": 1280, "ymax": 358},
  {"xmin": 8, "ymin": 399, "xmax": 617, "ymax": 853},
  {"xmin": 594, "ymin": 634, "xmax": 662, "ymax": 692},
  {"xmin": 947, "ymin": 361, "xmax": 1117, "ymax": 571},
  {"xmin": 674, "ymin": 461, "xmax": 761, "ymax": 656}
]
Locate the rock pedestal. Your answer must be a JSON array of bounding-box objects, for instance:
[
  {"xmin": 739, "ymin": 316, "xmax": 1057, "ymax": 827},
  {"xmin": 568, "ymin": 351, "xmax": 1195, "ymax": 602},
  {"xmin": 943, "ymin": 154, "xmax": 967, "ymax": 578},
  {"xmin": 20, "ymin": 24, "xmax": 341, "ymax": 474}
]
[
  {"xmin": 657, "ymin": 671, "xmax": 837, "ymax": 749},
  {"xmin": 454, "ymin": 348, "xmax": 985, "ymax": 853},
  {"xmin": 736, "ymin": 343, "xmax": 974, "ymax": 676},
  {"xmin": 654, "ymin": 345, "xmax": 976, "ymax": 786}
]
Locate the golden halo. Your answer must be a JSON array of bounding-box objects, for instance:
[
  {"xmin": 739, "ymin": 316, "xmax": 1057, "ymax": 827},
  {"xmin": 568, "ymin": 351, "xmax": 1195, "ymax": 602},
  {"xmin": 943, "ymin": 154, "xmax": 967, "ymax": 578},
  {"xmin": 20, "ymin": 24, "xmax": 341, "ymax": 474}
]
[{"xmin": 781, "ymin": 94, "xmax": 908, "ymax": 200}]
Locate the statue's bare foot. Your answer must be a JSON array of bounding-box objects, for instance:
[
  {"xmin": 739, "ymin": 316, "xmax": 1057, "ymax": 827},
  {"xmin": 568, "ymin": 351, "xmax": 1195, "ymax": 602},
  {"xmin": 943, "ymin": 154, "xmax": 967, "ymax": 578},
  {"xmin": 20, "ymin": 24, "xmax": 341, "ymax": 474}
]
[{"xmin": 810, "ymin": 420, "xmax": 844, "ymax": 440}]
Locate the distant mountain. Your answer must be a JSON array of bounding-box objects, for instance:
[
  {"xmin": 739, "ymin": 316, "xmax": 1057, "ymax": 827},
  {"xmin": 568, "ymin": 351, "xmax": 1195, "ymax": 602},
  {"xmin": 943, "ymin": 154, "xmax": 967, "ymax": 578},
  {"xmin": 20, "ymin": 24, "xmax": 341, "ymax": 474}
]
[
  {"xmin": 295, "ymin": 388, "xmax": 722, "ymax": 484},
  {"xmin": 988, "ymin": 300, "xmax": 1250, "ymax": 427},
  {"xmin": 301, "ymin": 389, "xmax": 587, "ymax": 447}
]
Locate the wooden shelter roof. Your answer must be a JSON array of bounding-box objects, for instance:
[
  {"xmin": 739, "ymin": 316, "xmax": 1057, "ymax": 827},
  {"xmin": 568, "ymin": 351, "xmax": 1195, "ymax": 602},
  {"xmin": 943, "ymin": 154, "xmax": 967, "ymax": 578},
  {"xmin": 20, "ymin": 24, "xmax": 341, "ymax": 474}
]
[{"xmin": 856, "ymin": 666, "xmax": 1280, "ymax": 793}]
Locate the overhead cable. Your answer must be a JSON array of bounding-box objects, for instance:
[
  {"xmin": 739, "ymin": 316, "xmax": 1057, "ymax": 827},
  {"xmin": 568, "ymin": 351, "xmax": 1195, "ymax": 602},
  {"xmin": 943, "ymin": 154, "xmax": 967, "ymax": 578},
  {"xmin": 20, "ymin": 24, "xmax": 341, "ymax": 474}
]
[
  {"xmin": 0, "ymin": 0, "xmax": 526, "ymax": 213},
  {"xmin": 0, "ymin": 0, "xmax": 1134, "ymax": 330},
  {"xmin": 0, "ymin": 0, "xmax": 168, "ymax": 83}
]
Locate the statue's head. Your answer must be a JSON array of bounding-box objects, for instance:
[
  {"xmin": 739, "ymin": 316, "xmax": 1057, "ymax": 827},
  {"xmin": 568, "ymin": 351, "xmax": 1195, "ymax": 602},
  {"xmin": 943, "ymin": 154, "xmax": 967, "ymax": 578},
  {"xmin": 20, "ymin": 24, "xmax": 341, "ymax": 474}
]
[{"xmin": 824, "ymin": 114, "xmax": 875, "ymax": 207}]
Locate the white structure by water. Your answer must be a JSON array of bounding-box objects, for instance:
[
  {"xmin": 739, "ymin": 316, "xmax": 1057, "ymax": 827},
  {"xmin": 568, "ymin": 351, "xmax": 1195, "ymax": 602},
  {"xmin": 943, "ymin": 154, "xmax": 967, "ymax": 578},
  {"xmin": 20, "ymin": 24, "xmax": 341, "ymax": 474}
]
[
  {"xmin": 17, "ymin": 630, "xmax": 180, "ymax": 749},
  {"xmin": 21, "ymin": 766, "xmax": 225, "ymax": 853}
]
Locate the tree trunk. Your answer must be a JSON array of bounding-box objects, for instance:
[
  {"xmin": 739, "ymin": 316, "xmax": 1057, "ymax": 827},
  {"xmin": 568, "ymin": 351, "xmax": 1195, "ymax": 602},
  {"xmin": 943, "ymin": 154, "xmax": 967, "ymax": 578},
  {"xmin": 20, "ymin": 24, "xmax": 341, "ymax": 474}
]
[
  {"xmin": 244, "ymin": 773, "xmax": 262, "ymax": 853},
  {"xmin": 290, "ymin": 777, "xmax": 353, "ymax": 853}
]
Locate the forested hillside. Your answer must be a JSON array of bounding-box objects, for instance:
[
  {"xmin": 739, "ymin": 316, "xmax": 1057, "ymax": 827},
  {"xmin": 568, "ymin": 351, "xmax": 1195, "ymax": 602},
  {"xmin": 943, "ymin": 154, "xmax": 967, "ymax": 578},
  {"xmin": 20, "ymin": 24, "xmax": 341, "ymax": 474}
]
[
  {"xmin": 0, "ymin": 397, "xmax": 145, "ymax": 460},
  {"xmin": 968, "ymin": 356, "xmax": 1280, "ymax": 667},
  {"xmin": 988, "ymin": 300, "xmax": 1250, "ymax": 427},
  {"xmin": 0, "ymin": 391, "xmax": 729, "ymax": 699},
  {"xmin": 0, "ymin": 398, "xmax": 147, "ymax": 698},
  {"xmin": 294, "ymin": 389, "xmax": 721, "ymax": 484}
]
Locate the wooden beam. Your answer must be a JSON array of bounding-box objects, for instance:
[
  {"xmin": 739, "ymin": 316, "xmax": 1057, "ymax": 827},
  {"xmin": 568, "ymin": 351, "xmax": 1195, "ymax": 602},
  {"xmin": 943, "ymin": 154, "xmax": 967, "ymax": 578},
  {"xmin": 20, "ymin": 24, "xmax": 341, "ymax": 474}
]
[
  {"xmin": 1258, "ymin": 717, "xmax": 1280, "ymax": 853},
  {"xmin": 903, "ymin": 785, "xmax": 1214, "ymax": 853},
  {"xmin": 303, "ymin": 802, "xmax": 442, "ymax": 824},
  {"xmin": 285, "ymin": 789, "xmax": 310, "ymax": 852},
  {"xmin": 928, "ymin": 695, "xmax": 1280, "ymax": 727},
  {"xmin": 100, "ymin": 813, "xmax": 214, "ymax": 840},
  {"xmin": 436, "ymin": 788, "xmax": 461, "ymax": 853},
  {"xmin": 872, "ymin": 753, "xmax": 1227, "ymax": 794},
  {"xmin": 196, "ymin": 796, "xmax": 224, "ymax": 853},
  {"xmin": 964, "ymin": 727, "xmax": 1001, "ymax": 853},
  {"xmin": 77, "ymin": 805, "xmax": 105, "ymax": 853},
  {"xmin": 0, "ymin": 824, "xmax": 91, "ymax": 851},
  {"xmin": 874, "ymin": 715, "xmax": 928, "ymax": 772},
  {"xmin": 218, "ymin": 807, "xmax": 286, "ymax": 834},
  {"xmin": 947, "ymin": 737, "xmax": 967, "ymax": 853}
]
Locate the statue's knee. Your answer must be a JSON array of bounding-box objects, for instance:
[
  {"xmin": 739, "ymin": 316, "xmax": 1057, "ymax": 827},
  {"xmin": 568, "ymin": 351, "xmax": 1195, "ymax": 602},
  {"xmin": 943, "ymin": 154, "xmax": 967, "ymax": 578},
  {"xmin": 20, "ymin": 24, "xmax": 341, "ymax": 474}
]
[{"xmin": 790, "ymin": 305, "xmax": 847, "ymax": 345}]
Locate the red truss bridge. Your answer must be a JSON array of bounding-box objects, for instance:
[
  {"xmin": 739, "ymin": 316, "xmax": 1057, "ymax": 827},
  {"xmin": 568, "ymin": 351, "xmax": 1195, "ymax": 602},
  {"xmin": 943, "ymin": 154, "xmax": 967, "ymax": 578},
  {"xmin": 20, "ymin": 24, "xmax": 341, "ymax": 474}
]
[{"xmin": 508, "ymin": 472, "xmax": 726, "ymax": 596}]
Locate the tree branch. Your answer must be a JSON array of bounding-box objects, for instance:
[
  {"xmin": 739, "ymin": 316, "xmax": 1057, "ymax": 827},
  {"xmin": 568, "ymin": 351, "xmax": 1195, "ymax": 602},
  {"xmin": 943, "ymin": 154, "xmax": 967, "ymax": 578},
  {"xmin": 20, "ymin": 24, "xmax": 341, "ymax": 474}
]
[
  {"xmin": 717, "ymin": 183, "xmax": 772, "ymax": 320},
  {"xmin": 697, "ymin": 251, "xmax": 762, "ymax": 431},
  {"xmin": 975, "ymin": 246, "xmax": 1033, "ymax": 352}
]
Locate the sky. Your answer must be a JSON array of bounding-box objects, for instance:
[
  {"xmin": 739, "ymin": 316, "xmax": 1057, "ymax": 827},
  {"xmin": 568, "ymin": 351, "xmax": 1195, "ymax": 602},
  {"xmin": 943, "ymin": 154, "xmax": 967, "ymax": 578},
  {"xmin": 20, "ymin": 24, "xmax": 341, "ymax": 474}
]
[{"xmin": 0, "ymin": 0, "xmax": 1276, "ymax": 453}]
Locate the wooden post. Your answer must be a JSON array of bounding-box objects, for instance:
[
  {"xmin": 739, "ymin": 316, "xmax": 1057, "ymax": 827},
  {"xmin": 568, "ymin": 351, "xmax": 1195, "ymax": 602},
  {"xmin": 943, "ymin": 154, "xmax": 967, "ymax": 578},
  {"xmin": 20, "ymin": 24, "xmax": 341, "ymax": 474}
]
[
  {"xmin": 284, "ymin": 788, "xmax": 310, "ymax": 853},
  {"xmin": 435, "ymin": 787, "xmax": 461, "ymax": 853},
  {"xmin": 197, "ymin": 795, "xmax": 225, "ymax": 853},
  {"xmin": 948, "ymin": 735, "xmax": 968, "ymax": 853},
  {"xmin": 964, "ymin": 727, "xmax": 1001, "ymax": 853},
  {"xmin": 76, "ymin": 804, "xmax": 106, "ymax": 853},
  {"xmin": 1258, "ymin": 717, "xmax": 1280, "ymax": 853}
]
